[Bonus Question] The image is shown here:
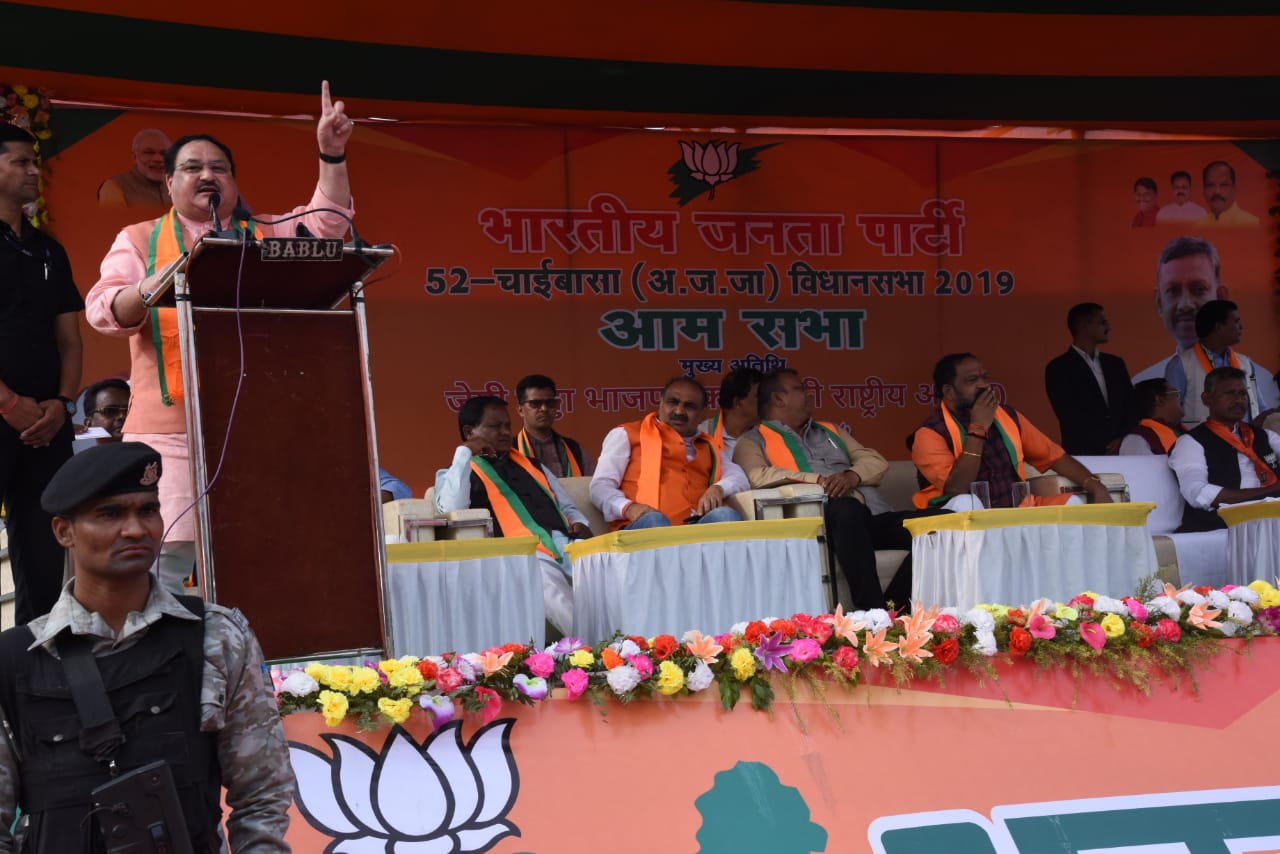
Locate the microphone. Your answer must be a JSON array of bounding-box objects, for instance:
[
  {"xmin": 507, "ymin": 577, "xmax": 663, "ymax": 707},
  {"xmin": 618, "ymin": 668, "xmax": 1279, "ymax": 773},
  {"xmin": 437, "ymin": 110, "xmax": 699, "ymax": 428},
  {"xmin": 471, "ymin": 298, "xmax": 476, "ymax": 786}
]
[
  {"xmin": 208, "ymin": 191, "xmax": 222, "ymax": 233},
  {"xmin": 295, "ymin": 222, "xmax": 316, "ymax": 238}
]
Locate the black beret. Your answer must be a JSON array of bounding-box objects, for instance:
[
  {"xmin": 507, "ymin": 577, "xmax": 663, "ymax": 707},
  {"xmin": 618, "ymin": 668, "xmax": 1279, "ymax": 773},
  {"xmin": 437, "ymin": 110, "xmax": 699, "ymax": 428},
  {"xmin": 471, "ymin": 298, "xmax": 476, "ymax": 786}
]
[
  {"xmin": 0, "ymin": 123, "xmax": 37, "ymax": 145},
  {"xmin": 41, "ymin": 442, "xmax": 163, "ymax": 516}
]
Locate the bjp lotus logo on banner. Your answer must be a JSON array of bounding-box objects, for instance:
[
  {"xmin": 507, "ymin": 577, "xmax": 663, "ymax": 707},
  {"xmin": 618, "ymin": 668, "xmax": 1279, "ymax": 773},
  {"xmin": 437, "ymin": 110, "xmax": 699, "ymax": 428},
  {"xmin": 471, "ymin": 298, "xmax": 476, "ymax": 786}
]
[
  {"xmin": 289, "ymin": 720, "xmax": 521, "ymax": 853},
  {"xmin": 669, "ymin": 140, "xmax": 777, "ymax": 205}
]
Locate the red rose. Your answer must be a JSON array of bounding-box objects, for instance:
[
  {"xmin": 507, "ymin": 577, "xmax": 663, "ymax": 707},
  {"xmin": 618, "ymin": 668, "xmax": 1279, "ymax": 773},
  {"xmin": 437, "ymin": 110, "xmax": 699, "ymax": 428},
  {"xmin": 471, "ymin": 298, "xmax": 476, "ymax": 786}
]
[
  {"xmin": 649, "ymin": 635, "xmax": 679, "ymax": 660},
  {"xmin": 1131, "ymin": 622, "xmax": 1155, "ymax": 649},
  {"xmin": 743, "ymin": 621, "xmax": 769, "ymax": 644},
  {"xmin": 934, "ymin": 637, "xmax": 960, "ymax": 665},
  {"xmin": 501, "ymin": 642, "xmax": 526, "ymax": 654},
  {"xmin": 768, "ymin": 619, "xmax": 797, "ymax": 640},
  {"xmin": 436, "ymin": 668, "xmax": 463, "ymax": 692},
  {"xmin": 808, "ymin": 621, "xmax": 833, "ymax": 644},
  {"xmin": 1155, "ymin": 618, "xmax": 1182, "ymax": 643},
  {"xmin": 626, "ymin": 635, "xmax": 650, "ymax": 651},
  {"xmin": 1194, "ymin": 585, "xmax": 1213, "ymax": 596},
  {"xmin": 832, "ymin": 646, "xmax": 859, "ymax": 672},
  {"xmin": 1069, "ymin": 594, "xmax": 1095, "ymax": 609},
  {"xmin": 417, "ymin": 659, "xmax": 439, "ymax": 680},
  {"xmin": 1005, "ymin": 609, "xmax": 1027, "ymax": 627},
  {"xmin": 1008, "ymin": 627, "xmax": 1032, "ymax": 657}
]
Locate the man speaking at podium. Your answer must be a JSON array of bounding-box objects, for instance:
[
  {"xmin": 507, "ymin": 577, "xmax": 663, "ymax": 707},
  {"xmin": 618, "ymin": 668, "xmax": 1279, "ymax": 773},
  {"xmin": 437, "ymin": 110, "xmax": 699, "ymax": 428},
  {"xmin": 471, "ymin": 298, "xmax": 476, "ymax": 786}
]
[{"xmin": 86, "ymin": 82, "xmax": 356, "ymax": 593}]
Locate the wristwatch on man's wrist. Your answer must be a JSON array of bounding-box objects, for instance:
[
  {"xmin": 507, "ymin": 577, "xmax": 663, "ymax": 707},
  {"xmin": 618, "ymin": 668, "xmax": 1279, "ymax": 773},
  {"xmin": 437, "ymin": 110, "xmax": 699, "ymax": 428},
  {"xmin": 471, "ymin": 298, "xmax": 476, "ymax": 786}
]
[{"xmin": 57, "ymin": 395, "xmax": 76, "ymax": 417}]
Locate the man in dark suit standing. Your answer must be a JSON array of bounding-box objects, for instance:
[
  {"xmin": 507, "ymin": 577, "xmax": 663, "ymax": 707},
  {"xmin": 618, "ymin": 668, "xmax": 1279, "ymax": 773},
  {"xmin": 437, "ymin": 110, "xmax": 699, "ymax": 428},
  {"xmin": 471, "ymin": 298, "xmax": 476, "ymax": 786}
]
[{"xmin": 1045, "ymin": 303, "xmax": 1136, "ymax": 455}]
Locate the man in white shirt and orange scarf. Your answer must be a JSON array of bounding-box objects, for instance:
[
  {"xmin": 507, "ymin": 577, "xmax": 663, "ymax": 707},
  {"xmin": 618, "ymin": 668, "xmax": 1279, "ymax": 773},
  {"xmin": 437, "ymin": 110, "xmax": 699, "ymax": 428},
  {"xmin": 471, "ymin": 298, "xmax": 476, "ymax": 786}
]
[
  {"xmin": 85, "ymin": 82, "xmax": 356, "ymax": 593},
  {"xmin": 1170, "ymin": 366, "xmax": 1280, "ymax": 532},
  {"xmin": 591, "ymin": 377, "xmax": 748, "ymax": 530}
]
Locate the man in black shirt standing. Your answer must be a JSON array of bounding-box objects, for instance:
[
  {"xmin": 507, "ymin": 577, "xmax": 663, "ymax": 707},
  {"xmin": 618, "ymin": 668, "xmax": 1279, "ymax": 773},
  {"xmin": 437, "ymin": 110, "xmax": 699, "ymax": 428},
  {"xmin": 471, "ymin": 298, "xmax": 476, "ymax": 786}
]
[{"xmin": 0, "ymin": 124, "xmax": 83, "ymax": 625}]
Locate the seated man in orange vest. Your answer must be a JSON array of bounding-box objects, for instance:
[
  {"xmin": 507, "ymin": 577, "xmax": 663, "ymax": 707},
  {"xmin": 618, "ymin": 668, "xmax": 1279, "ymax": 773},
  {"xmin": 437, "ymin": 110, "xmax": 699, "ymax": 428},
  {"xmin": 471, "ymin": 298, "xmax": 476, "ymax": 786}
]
[
  {"xmin": 590, "ymin": 377, "xmax": 749, "ymax": 529},
  {"xmin": 1119, "ymin": 378, "xmax": 1186, "ymax": 455},
  {"xmin": 734, "ymin": 368, "xmax": 941, "ymax": 610},
  {"xmin": 911, "ymin": 353, "xmax": 1112, "ymax": 510},
  {"xmin": 435, "ymin": 395, "xmax": 593, "ymax": 633}
]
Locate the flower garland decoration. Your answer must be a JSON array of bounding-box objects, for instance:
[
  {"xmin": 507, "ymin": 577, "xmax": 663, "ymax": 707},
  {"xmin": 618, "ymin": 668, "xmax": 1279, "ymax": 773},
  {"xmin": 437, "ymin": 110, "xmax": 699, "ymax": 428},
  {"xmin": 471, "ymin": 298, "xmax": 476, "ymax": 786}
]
[
  {"xmin": 274, "ymin": 578, "xmax": 1280, "ymax": 731},
  {"xmin": 2, "ymin": 84, "xmax": 52, "ymax": 226}
]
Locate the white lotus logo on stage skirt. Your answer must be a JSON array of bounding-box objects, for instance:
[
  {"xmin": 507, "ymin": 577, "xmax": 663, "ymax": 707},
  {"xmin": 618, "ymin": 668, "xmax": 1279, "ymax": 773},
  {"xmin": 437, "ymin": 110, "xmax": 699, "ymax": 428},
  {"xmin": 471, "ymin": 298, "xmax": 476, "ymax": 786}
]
[{"xmin": 290, "ymin": 720, "xmax": 521, "ymax": 853}]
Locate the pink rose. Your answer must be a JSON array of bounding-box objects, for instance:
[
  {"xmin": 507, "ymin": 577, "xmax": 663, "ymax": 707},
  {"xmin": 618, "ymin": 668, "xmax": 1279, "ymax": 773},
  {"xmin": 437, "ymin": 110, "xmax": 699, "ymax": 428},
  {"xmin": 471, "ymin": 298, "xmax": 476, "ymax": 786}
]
[
  {"xmin": 562, "ymin": 667, "xmax": 588, "ymax": 700},
  {"xmin": 1155, "ymin": 618, "xmax": 1182, "ymax": 643},
  {"xmin": 436, "ymin": 667, "xmax": 463, "ymax": 693},
  {"xmin": 1123, "ymin": 598, "xmax": 1148, "ymax": 622},
  {"xmin": 832, "ymin": 646, "xmax": 859, "ymax": 673},
  {"xmin": 524, "ymin": 652, "xmax": 555, "ymax": 679},
  {"xmin": 789, "ymin": 638, "xmax": 822, "ymax": 663},
  {"xmin": 807, "ymin": 621, "xmax": 832, "ymax": 644},
  {"xmin": 628, "ymin": 655, "xmax": 654, "ymax": 680},
  {"xmin": 933, "ymin": 614, "xmax": 960, "ymax": 635}
]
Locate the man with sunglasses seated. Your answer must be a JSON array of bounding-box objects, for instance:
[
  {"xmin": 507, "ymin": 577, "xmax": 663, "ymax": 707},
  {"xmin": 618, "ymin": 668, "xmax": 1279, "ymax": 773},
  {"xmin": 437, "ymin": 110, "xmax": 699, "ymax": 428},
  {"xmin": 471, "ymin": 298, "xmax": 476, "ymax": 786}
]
[
  {"xmin": 435, "ymin": 395, "xmax": 594, "ymax": 634},
  {"xmin": 80, "ymin": 377, "xmax": 130, "ymax": 442},
  {"xmin": 512, "ymin": 374, "xmax": 594, "ymax": 478}
]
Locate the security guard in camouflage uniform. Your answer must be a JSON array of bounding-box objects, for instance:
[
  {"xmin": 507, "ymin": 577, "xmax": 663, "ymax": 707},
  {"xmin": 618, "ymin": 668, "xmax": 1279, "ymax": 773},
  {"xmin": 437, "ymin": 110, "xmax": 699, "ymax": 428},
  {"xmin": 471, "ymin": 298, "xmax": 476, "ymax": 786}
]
[{"xmin": 0, "ymin": 442, "xmax": 293, "ymax": 852}]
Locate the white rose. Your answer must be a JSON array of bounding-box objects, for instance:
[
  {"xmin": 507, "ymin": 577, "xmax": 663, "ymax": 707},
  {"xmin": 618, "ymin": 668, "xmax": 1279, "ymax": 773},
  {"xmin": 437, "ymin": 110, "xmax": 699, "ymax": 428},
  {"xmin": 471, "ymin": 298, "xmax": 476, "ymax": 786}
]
[
  {"xmin": 964, "ymin": 609, "xmax": 996, "ymax": 632},
  {"xmin": 1147, "ymin": 596, "xmax": 1182, "ymax": 620},
  {"xmin": 611, "ymin": 639, "xmax": 641, "ymax": 658},
  {"xmin": 1227, "ymin": 601, "xmax": 1254, "ymax": 625},
  {"xmin": 1177, "ymin": 590, "xmax": 1207, "ymax": 607},
  {"xmin": 1092, "ymin": 595, "xmax": 1127, "ymax": 615},
  {"xmin": 687, "ymin": 661, "xmax": 714, "ymax": 692},
  {"xmin": 865, "ymin": 609, "xmax": 892, "ymax": 632},
  {"xmin": 1207, "ymin": 590, "xmax": 1230, "ymax": 610},
  {"xmin": 1228, "ymin": 586, "xmax": 1260, "ymax": 604},
  {"xmin": 728, "ymin": 621, "xmax": 749, "ymax": 636},
  {"xmin": 281, "ymin": 671, "xmax": 319, "ymax": 697},
  {"xmin": 1218, "ymin": 621, "xmax": 1239, "ymax": 637},
  {"xmin": 606, "ymin": 665, "xmax": 641, "ymax": 696},
  {"xmin": 973, "ymin": 629, "xmax": 997, "ymax": 656}
]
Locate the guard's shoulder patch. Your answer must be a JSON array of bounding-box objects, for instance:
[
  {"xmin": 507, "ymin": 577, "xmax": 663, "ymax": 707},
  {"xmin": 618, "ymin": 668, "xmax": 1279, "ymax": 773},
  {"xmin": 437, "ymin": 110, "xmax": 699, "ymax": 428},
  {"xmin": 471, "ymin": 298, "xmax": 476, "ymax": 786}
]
[{"xmin": 226, "ymin": 607, "xmax": 251, "ymax": 633}]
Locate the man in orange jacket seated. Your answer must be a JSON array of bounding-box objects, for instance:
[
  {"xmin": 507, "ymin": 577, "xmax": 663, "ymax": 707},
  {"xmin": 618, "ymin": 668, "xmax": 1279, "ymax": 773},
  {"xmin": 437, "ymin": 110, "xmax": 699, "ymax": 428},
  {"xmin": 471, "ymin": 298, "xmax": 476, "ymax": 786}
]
[
  {"xmin": 911, "ymin": 353, "xmax": 1113, "ymax": 510},
  {"xmin": 590, "ymin": 377, "xmax": 749, "ymax": 530}
]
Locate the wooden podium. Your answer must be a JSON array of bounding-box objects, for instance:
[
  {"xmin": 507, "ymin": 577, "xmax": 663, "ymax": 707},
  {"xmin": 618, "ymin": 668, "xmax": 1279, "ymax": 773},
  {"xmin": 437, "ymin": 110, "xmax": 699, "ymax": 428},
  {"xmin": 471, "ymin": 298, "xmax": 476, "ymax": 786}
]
[{"xmin": 173, "ymin": 236, "xmax": 393, "ymax": 660}]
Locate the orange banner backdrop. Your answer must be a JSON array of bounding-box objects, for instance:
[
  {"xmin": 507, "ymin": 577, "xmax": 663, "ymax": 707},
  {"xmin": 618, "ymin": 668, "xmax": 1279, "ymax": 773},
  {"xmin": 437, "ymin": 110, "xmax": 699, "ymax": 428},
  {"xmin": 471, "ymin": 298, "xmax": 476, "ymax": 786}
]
[
  {"xmin": 279, "ymin": 639, "xmax": 1280, "ymax": 852},
  {"xmin": 44, "ymin": 115, "xmax": 1278, "ymax": 495}
]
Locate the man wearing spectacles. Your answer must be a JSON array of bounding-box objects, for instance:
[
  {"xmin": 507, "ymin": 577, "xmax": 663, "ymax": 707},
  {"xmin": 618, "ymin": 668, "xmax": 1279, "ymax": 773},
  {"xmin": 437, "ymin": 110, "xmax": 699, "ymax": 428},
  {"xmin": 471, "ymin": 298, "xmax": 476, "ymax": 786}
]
[
  {"xmin": 0, "ymin": 123, "xmax": 84, "ymax": 627},
  {"xmin": 80, "ymin": 377, "xmax": 130, "ymax": 442},
  {"xmin": 84, "ymin": 82, "xmax": 356, "ymax": 594},
  {"xmin": 1119, "ymin": 379, "xmax": 1186, "ymax": 455},
  {"xmin": 513, "ymin": 374, "xmax": 594, "ymax": 478}
]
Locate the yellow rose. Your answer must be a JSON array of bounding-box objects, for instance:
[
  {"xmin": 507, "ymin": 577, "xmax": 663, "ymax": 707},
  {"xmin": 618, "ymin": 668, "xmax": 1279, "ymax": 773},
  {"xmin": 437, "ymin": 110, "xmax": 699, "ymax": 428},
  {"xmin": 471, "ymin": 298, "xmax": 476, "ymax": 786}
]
[
  {"xmin": 1100, "ymin": 613, "xmax": 1125, "ymax": 638},
  {"xmin": 10, "ymin": 85, "xmax": 27, "ymax": 95},
  {"xmin": 22, "ymin": 94, "xmax": 39, "ymax": 109},
  {"xmin": 656, "ymin": 660, "xmax": 685, "ymax": 696},
  {"xmin": 730, "ymin": 647, "xmax": 756, "ymax": 681},
  {"xmin": 1262, "ymin": 589, "xmax": 1280, "ymax": 609},
  {"xmin": 35, "ymin": 130, "xmax": 51, "ymax": 141},
  {"xmin": 378, "ymin": 697, "xmax": 414, "ymax": 724},
  {"xmin": 305, "ymin": 663, "xmax": 330, "ymax": 682},
  {"xmin": 389, "ymin": 666, "xmax": 424, "ymax": 695},
  {"xmin": 1054, "ymin": 605, "xmax": 1079, "ymax": 621},
  {"xmin": 1248, "ymin": 580, "xmax": 1274, "ymax": 595},
  {"xmin": 317, "ymin": 690, "xmax": 349, "ymax": 727},
  {"xmin": 351, "ymin": 667, "xmax": 381, "ymax": 694},
  {"xmin": 378, "ymin": 658, "xmax": 403, "ymax": 675},
  {"xmin": 568, "ymin": 649, "xmax": 595, "ymax": 668},
  {"xmin": 325, "ymin": 666, "xmax": 354, "ymax": 692}
]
